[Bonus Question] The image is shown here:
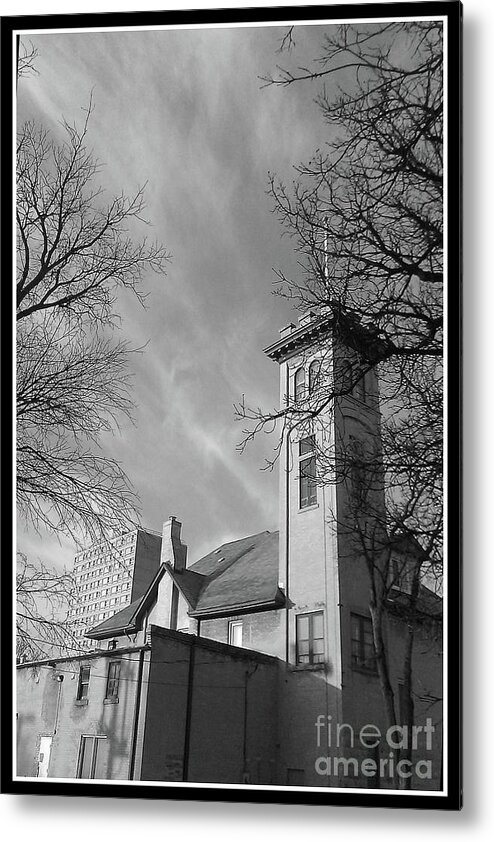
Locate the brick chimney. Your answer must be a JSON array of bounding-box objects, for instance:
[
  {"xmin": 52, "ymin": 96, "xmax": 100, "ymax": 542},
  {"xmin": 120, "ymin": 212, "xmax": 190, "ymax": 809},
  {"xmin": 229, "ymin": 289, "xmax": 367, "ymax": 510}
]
[{"xmin": 161, "ymin": 516, "xmax": 187, "ymax": 571}]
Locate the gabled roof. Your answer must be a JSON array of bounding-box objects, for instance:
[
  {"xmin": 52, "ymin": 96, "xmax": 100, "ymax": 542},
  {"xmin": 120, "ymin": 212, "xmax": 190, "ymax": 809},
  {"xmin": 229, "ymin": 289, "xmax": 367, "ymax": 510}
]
[
  {"xmin": 387, "ymin": 583, "xmax": 443, "ymax": 620},
  {"xmin": 165, "ymin": 530, "xmax": 283, "ymax": 619},
  {"xmin": 86, "ymin": 530, "xmax": 283, "ymax": 638},
  {"xmin": 85, "ymin": 564, "xmax": 166, "ymax": 639}
]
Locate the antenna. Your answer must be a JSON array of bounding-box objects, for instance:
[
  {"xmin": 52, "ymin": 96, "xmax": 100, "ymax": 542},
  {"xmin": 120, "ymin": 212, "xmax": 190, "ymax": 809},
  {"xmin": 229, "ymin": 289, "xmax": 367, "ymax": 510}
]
[{"xmin": 323, "ymin": 215, "xmax": 329, "ymax": 296}]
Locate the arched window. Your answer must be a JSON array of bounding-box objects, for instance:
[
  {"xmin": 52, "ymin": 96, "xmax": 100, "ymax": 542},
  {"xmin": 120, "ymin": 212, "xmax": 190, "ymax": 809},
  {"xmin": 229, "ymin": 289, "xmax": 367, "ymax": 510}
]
[
  {"xmin": 308, "ymin": 360, "xmax": 320, "ymax": 395},
  {"xmin": 294, "ymin": 367, "xmax": 305, "ymax": 402}
]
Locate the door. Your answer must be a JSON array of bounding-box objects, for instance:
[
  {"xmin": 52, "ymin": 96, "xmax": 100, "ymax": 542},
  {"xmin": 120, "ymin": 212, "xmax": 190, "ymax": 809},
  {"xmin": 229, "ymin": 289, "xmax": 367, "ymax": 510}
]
[{"xmin": 37, "ymin": 736, "xmax": 52, "ymax": 777}]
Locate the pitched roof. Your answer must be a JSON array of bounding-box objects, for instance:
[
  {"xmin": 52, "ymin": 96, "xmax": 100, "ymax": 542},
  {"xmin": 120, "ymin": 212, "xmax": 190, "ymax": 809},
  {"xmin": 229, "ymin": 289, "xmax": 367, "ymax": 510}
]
[
  {"xmin": 187, "ymin": 530, "xmax": 283, "ymax": 618},
  {"xmin": 86, "ymin": 530, "xmax": 283, "ymax": 638},
  {"xmin": 85, "ymin": 564, "xmax": 166, "ymax": 639}
]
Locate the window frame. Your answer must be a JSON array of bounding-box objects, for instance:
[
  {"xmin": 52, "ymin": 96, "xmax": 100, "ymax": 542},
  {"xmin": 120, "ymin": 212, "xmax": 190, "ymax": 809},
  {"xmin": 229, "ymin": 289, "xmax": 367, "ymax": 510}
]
[
  {"xmin": 350, "ymin": 613, "xmax": 377, "ymax": 673},
  {"xmin": 294, "ymin": 366, "xmax": 305, "ymax": 402},
  {"xmin": 228, "ymin": 619, "xmax": 243, "ymax": 647},
  {"xmin": 76, "ymin": 665, "xmax": 91, "ymax": 700},
  {"xmin": 105, "ymin": 660, "xmax": 121, "ymax": 700},
  {"xmin": 308, "ymin": 359, "xmax": 320, "ymax": 395},
  {"xmin": 299, "ymin": 435, "xmax": 317, "ymax": 509},
  {"xmin": 295, "ymin": 610, "xmax": 325, "ymax": 666},
  {"xmin": 76, "ymin": 735, "xmax": 107, "ymax": 779}
]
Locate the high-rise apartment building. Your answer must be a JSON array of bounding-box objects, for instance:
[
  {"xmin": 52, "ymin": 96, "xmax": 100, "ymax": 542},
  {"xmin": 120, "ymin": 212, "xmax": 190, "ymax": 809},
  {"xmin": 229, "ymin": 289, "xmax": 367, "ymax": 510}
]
[{"xmin": 69, "ymin": 528, "xmax": 162, "ymax": 649}]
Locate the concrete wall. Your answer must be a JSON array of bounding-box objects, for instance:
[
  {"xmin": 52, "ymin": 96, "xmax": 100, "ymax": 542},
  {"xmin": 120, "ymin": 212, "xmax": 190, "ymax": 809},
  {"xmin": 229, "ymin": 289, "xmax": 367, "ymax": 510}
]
[{"xmin": 139, "ymin": 626, "xmax": 279, "ymax": 785}]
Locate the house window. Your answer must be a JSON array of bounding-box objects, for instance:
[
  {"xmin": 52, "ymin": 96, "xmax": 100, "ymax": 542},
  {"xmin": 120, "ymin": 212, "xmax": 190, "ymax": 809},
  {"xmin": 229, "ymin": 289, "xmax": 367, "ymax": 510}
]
[
  {"xmin": 76, "ymin": 735, "xmax": 107, "ymax": 779},
  {"xmin": 105, "ymin": 661, "xmax": 121, "ymax": 699},
  {"xmin": 228, "ymin": 620, "xmax": 243, "ymax": 647},
  {"xmin": 294, "ymin": 366, "xmax": 305, "ymax": 402},
  {"xmin": 308, "ymin": 360, "xmax": 320, "ymax": 395},
  {"xmin": 296, "ymin": 611, "xmax": 325, "ymax": 665},
  {"xmin": 299, "ymin": 435, "xmax": 317, "ymax": 508},
  {"xmin": 76, "ymin": 665, "xmax": 90, "ymax": 700},
  {"xmin": 350, "ymin": 614, "xmax": 377, "ymax": 672}
]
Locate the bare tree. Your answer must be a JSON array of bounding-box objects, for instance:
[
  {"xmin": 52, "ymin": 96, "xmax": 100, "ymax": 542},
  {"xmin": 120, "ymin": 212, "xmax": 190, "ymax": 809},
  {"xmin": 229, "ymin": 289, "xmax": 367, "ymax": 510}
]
[
  {"xmin": 238, "ymin": 21, "xmax": 444, "ymax": 786},
  {"xmin": 16, "ymin": 76, "xmax": 170, "ymax": 660},
  {"xmin": 16, "ymin": 553, "xmax": 82, "ymax": 662},
  {"xmin": 17, "ymin": 38, "xmax": 39, "ymax": 80},
  {"xmin": 16, "ymin": 103, "xmax": 170, "ymax": 544}
]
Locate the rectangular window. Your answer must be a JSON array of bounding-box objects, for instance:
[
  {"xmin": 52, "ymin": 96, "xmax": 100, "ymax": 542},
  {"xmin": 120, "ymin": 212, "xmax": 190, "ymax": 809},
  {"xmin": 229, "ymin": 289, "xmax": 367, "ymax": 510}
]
[
  {"xmin": 299, "ymin": 436, "xmax": 317, "ymax": 508},
  {"xmin": 296, "ymin": 611, "xmax": 324, "ymax": 665},
  {"xmin": 228, "ymin": 620, "xmax": 243, "ymax": 647},
  {"xmin": 76, "ymin": 736, "xmax": 107, "ymax": 779},
  {"xmin": 105, "ymin": 661, "xmax": 121, "ymax": 699},
  {"xmin": 76, "ymin": 665, "xmax": 90, "ymax": 700},
  {"xmin": 350, "ymin": 614, "xmax": 377, "ymax": 672}
]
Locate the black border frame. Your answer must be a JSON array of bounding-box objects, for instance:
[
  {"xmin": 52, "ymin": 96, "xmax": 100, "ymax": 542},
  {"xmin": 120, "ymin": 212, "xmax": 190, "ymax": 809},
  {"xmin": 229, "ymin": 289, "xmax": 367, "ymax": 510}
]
[{"xmin": 0, "ymin": 1, "xmax": 462, "ymax": 810}]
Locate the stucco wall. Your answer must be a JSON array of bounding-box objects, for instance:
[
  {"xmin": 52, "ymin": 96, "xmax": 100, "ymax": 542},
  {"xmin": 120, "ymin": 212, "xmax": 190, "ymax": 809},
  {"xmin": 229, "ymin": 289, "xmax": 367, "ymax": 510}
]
[{"xmin": 16, "ymin": 648, "xmax": 143, "ymax": 780}]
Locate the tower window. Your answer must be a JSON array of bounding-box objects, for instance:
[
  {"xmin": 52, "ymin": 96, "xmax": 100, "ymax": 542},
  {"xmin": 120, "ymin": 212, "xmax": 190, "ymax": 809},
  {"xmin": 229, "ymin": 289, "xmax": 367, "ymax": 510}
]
[
  {"xmin": 299, "ymin": 435, "xmax": 317, "ymax": 508},
  {"xmin": 294, "ymin": 367, "xmax": 305, "ymax": 402},
  {"xmin": 296, "ymin": 611, "xmax": 325, "ymax": 665},
  {"xmin": 308, "ymin": 360, "xmax": 321, "ymax": 395}
]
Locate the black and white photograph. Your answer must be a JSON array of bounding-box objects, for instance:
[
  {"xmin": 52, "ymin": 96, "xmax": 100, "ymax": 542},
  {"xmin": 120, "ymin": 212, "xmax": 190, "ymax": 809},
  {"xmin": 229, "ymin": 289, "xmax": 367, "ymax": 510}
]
[{"xmin": 3, "ymin": 0, "xmax": 461, "ymax": 810}]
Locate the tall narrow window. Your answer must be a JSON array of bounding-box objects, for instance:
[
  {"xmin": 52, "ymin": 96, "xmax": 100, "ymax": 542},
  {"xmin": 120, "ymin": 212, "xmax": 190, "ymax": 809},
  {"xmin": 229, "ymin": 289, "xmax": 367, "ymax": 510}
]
[
  {"xmin": 296, "ymin": 611, "xmax": 325, "ymax": 665},
  {"xmin": 350, "ymin": 614, "xmax": 377, "ymax": 672},
  {"xmin": 294, "ymin": 366, "xmax": 305, "ymax": 402},
  {"xmin": 228, "ymin": 620, "xmax": 243, "ymax": 647},
  {"xmin": 299, "ymin": 435, "xmax": 317, "ymax": 508},
  {"xmin": 76, "ymin": 736, "xmax": 107, "ymax": 779},
  {"xmin": 76, "ymin": 665, "xmax": 90, "ymax": 700},
  {"xmin": 348, "ymin": 435, "xmax": 367, "ymax": 506},
  {"xmin": 308, "ymin": 360, "xmax": 320, "ymax": 395},
  {"xmin": 105, "ymin": 661, "xmax": 121, "ymax": 700}
]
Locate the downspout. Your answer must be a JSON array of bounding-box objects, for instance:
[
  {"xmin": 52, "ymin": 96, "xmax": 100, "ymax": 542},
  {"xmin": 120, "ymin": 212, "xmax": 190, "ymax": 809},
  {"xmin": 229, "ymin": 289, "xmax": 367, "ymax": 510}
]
[
  {"xmin": 182, "ymin": 636, "xmax": 196, "ymax": 782},
  {"xmin": 285, "ymin": 362, "xmax": 291, "ymax": 664},
  {"xmin": 129, "ymin": 649, "xmax": 145, "ymax": 780}
]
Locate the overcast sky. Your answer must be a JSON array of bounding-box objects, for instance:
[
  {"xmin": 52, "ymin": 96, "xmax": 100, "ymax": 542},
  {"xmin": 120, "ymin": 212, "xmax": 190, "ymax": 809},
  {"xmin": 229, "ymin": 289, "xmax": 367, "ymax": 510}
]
[{"xmin": 16, "ymin": 20, "xmax": 348, "ymax": 569}]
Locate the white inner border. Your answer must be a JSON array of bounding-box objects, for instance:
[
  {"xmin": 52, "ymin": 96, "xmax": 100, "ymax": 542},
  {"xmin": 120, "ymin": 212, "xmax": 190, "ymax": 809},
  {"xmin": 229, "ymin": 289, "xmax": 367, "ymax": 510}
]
[{"xmin": 12, "ymin": 11, "xmax": 450, "ymax": 799}]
